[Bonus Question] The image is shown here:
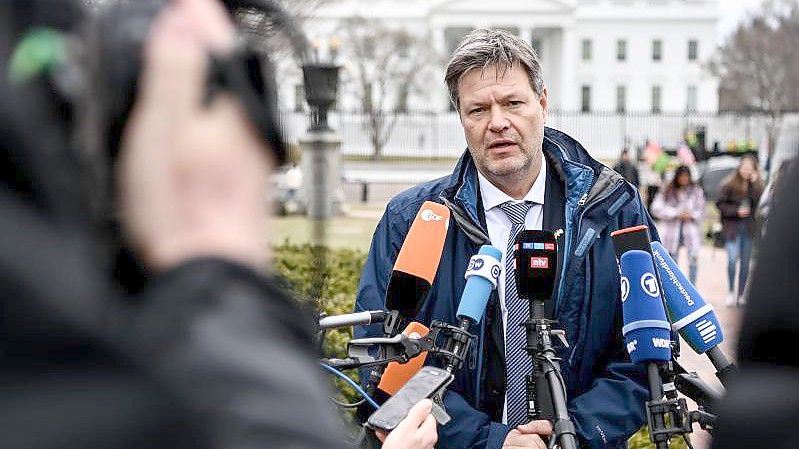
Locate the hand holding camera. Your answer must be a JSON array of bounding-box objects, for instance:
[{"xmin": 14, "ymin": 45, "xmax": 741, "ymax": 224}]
[{"xmin": 119, "ymin": 0, "xmax": 271, "ymax": 272}]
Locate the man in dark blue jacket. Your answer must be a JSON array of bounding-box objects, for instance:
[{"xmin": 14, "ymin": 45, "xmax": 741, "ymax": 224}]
[{"xmin": 355, "ymin": 29, "xmax": 658, "ymax": 449}]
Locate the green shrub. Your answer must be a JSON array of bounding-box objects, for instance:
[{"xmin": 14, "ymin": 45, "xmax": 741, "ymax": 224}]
[
  {"xmin": 273, "ymin": 241, "xmax": 693, "ymax": 447},
  {"xmin": 273, "ymin": 241, "xmax": 367, "ymax": 404},
  {"xmin": 629, "ymin": 426, "xmax": 689, "ymax": 449}
]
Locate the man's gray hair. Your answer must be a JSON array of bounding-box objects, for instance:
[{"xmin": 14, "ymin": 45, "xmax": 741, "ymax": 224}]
[{"xmin": 445, "ymin": 28, "xmax": 544, "ymax": 111}]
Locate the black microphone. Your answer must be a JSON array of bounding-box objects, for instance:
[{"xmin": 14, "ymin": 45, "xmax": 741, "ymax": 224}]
[{"xmin": 514, "ymin": 230, "xmax": 577, "ymax": 449}]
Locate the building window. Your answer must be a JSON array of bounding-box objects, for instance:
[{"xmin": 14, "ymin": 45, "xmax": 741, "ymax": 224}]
[
  {"xmin": 397, "ymin": 35, "xmax": 410, "ymax": 58},
  {"xmin": 496, "ymin": 26, "xmax": 520, "ymax": 36},
  {"xmin": 688, "ymin": 40, "xmax": 698, "ymax": 61},
  {"xmin": 531, "ymin": 38, "xmax": 543, "ymax": 59},
  {"xmin": 294, "ymin": 84, "xmax": 305, "ymax": 112},
  {"xmin": 616, "ymin": 85, "xmax": 626, "ymax": 113},
  {"xmin": 651, "ymin": 85, "xmax": 662, "ymax": 113},
  {"xmin": 686, "ymin": 85, "xmax": 698, "ymax": 112},
  {"xmin": 445, "ymin": 27, "xmax": 474, "ymax": 55},
  {"xmin": 581, "ymin": 39, "xmax": 592, "ymax": 61},
  {"xmin": 617, "ymin": 39, "xmax": 627, "ymax": 61},
  {"xmin": 365, "ymin": 40, "xmax": 377, "ymax": 59},
  {"xmin": 652, "ymin": 39, "xmax": 662, "ymax": 62},
  {"xmin": 581, "ymin": 85, "xmax": 591, "ymax": 113}
]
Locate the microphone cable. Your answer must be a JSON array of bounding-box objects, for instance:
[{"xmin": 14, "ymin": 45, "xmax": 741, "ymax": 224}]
[{"xmin": 319, "ymin": 363, "xmax": 380, "ymax": 410}]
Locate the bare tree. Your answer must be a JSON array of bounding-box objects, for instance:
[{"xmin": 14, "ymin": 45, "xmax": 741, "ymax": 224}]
[
  {"xmin": 711, "ymin": 0, "xmax": 799, "ymax": 173},
  {"xmin": 338, "ymin": 17, "xmax": 438, "ymax": 160}
]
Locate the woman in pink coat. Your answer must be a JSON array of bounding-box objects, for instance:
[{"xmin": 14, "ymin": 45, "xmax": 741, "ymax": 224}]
[{"xmin": 651, "ymin": 165, "xmax": 706, "ymax": 284}]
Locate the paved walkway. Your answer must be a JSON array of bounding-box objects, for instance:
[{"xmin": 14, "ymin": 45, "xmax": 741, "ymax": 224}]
[{"xmin": 669, "ymin": 243, "xmax": 742, "ymax": 449}]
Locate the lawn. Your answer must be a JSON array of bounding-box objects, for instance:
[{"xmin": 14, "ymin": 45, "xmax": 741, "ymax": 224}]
[{"xmin": 271, "ymin": 210, "xmax": 382, "ymax": 252}]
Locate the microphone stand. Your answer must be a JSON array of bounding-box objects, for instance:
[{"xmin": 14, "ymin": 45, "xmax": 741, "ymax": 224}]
[
  {"xmin": 645, "ymin": 362, "xmax": 673, "ymax": 449},
  {"xmin": 645, "ymin": 350, "xmax": 723, "ymax": 449},
  {"xmin": 523, "ymin": 298, "xmax": 577, "ymax": 449}
]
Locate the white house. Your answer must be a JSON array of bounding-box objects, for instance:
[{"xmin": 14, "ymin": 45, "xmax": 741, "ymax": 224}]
[{"xmin": 282, "ymin": 0, "xmax": 719, "ymax": 114}]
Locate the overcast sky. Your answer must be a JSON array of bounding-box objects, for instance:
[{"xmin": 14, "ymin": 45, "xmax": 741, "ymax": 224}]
[{"xmin": 717, "ymin": 0, "xmax": 770, "ymax": 41}]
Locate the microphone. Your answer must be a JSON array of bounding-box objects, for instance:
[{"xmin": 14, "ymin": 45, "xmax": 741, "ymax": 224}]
[
  {"xmin": 318, "ymin": 310, "xmax": 389, "ymax": 330},
  {"xmin": 385, "ymin": 201, "xmax": 451, "ymax": 329},
  {"xmin": 361, "ymin": 201, "xmax": 450, "ymax": 403},
  {"xmin": 612, "ymin": 226, "xmax": 672, "ymax": 449},
  {"xmin": 446, "ymin": 244, "xmax": 502, "ymax": 372},
  {"xmin": 514, "ymin": 231, "xmax": 577, "ymax": 449},
  {"xmin": 456, "ymin": 245, "xmax": 503, "ymax": 323},
  {"xmin": 514, "ymin": 230, "xmax": 558, "ymax": 300},
  {"xmin": 378, "ymin": 322, "xmax": 430, "ymax": 395},
  {"xmin": 651, "ymin": 241, "xmax": 735, "ymax": 386},
  {"xmin": 363, "ymin": 246, "xmax": 500, "ymax": 435},
  {"xmin": 618, "ymin": 250, "xmax": 673, "ymax": 365}
]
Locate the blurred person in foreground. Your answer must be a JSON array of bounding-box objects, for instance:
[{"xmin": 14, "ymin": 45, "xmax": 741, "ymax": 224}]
[
  {"xmin": 355, "ymin": 28, "xmax": 657, "ymax": 449},
  {"xmin": 715, "ymin": 154, "xmax": 764, "ymax": 307},
  {"xmin": 0, "ymin": 0, "xmax": 435, "ymax": 448},
  {"xmin": 651, "ymin": 165, "xmax": 706, "ymax": 284},
  {"xmin": 713, "ymin": 157, "xmax": 799, "ymax": 449}
]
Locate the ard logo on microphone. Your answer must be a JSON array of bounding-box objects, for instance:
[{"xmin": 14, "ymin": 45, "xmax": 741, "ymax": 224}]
[
  {"xmin": 640, "ymin": 273, "xmax": 660, "ymax": 298},
  {"xmin": 620, "ymin": 277, "xmax": 630, "ymax": 302},
  {"xmin": 530, "ymin": 257, "xmax": 549, "ymax": 269}
]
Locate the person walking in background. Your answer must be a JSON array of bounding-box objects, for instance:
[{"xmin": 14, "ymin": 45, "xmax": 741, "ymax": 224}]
[
  {"xmin": 613, "ymin": 148, "xmax": 640, "ymax": 187},
  {"xmin": 651, "ymin": 165, "xmax": 706, "ymax": 284},
  {"xmin": 716, "ymin": 154, "xmax": 764, "ymax": 307},
  {"xmin": 642, "ymin": 140, "xmax": 666, "ymax": 211}
]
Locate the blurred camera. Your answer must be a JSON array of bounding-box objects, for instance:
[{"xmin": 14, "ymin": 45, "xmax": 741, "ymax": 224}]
[{"xmin": 83, "ymin": 0, "xmax": 292, "ymax": 166}]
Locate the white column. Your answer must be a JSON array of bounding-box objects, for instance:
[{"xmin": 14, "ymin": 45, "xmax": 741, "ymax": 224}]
[
  {"xmin": 560, "ymin": 25, "xmax": 577, "ymax": 112},
  {"xmin": 521, "ymin": 27, "xmax": 533, "ymax": 47},
  {"xmin": 433, "ymin": 26, "xmax": 446, "ymax": 56},
  {"xmin": 433, "ymin": 26, "xmax": 448, "ymax": 110}
]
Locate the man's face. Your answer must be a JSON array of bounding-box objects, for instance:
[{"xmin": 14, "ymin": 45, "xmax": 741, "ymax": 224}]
[{"xmin": 457, "ymin": 64, "xmax": 547, "ymax": 181}]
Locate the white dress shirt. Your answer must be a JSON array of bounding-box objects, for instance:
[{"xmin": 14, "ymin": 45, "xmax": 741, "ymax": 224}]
[{"xmin": 477, "ymin": 158, "xmax": 547, "ymax": 423}]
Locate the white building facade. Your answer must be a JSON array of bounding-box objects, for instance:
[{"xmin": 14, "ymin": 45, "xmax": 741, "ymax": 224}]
[{"xmin": 286, "ymin": 0, "xmax": 719, "ymax": 114}]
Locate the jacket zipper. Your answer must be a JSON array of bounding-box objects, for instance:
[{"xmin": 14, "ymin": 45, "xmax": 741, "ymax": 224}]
[
  {"xmin": 567, "ymin": 178, "xmax": 626, "ymax": 365},
  {"xmin": 555, "ymin": 177, "xmax": 593, "ymax": 315}
]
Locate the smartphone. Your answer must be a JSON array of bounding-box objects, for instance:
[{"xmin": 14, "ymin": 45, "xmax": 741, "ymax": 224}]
[{"xmin": 366, "ymin": 366, "xmax": 453, "ymax": 431}]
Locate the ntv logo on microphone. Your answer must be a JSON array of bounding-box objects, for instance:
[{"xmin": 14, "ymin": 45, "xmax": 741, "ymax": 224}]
[{"xmin": 530, "ymin": 257, "xmax": 549, "ymax": 269}]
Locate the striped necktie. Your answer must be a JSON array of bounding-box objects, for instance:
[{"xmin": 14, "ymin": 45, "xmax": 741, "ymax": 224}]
[{"xmin": 499, "ymin": 200, "xmax": 534, "ymax": 427}]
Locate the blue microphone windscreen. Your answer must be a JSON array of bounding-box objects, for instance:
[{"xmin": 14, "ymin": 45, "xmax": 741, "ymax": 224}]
[
  {"xmin": 651, "ymin": 242, "xmax": 724, "ymax": 353},
  {"xmin": 619, "ymin": 250, "xmax": 672, "ymax": 364},
  {"xmin": 456, "ymin": 245, "xmax": 502, "ymax": 323}
]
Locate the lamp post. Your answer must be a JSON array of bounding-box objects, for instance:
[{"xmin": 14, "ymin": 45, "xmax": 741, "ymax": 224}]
[
  {"xmin": 302, "ymin": 63, "xmax": 340, "ymax": 133},
  {"xmin": 300, "ymin": 54, "xmax": 341, "ymax": 304},
  {"xmin": 300, "ymin": 61, "xmax": 341, "ymax": 221}
]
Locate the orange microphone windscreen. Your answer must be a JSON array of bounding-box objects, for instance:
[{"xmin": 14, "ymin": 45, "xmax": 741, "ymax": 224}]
[
  {"xmin": 385, "ymin": 201, "xmax": 450, "ymax": 319},
  {"xmin": 377, "ymin": 322, "xmax": 430, "ymax": 395}
]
